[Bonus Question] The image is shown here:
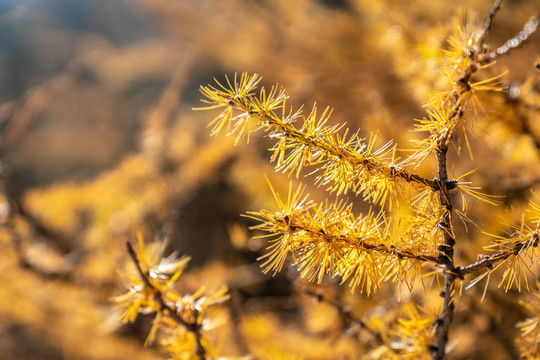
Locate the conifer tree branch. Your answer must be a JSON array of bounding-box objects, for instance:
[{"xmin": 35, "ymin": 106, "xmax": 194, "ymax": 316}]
[
  {"xmin": 263, "ymin": 105, "xmax": 441, "ymax": 191},
  {"xmin": 432, "ymin": 141, "xmax": 457, "ymax": 360},
  {"xmin": 391, "ymin": 167, "xmax": 440, "ymax": 191},
  {"xmin": 491, "ymin": 15, "xmax": 538, "ymax": 59},
  {"xmin": 427, "ymin": 22, "xmax": 496, "ymax": 356},
  {"xmin": 478, "ymin": 0, "xmax": 501, "ymax": 47},
  {"xmin": 283, "ymin": 217, "xmax": 441, "ymax": 265},
  {"xmin": 249, "ymin": 204, "xmax": 446, "ymax": 297},
  {"xmin": 456, "ymin": 234, "xmax": 539, "ymax": 276},
  {"xmin": 427, "ymin": 18, "xmax": 540, "ymax": 352},
  {"xmin": 428, "ymin": 17, "xmax": 540, "ymax": 351},
  {"xmin": 126, "ymin": 242, "xmax": 207, "ymax": 360},
  {"xmin": 198, "ymin": 79, "xmax": 441, "ymax": 197},
  {"xmin": 427, "ymin": 14, "xmax": 484, "ymax": 357},
  {"xmin": 195, "ymin": 2, "xmax": 540, "ymax": 358},
  {"xmin": 429, "ymin": 1, "xmax": 514, "ymax": 355}
]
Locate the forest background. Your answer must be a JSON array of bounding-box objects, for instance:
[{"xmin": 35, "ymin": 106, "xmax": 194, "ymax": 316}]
[{"xmin": 0, "ymin": 0, "xmax": 539, "ymax": 359}]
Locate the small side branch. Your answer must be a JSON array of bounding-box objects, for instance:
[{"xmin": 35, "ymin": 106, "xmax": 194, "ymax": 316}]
[
  {"xmin": 257, "ymin": 109, "xmax": 439, "ymax": 192},
  {"xmin": 391, "ymin": 167, "xmax": 440, "ymax": 191},
  {"xmin": 1, "ymin": 160, "xmax": 74, "ymax": 254},
  {"xmin": 492, "ymin": 16, "xmax": 538, "ymax": 59},
  {"xmin": 478, "ymin": 0, "xmax": 501, "ymax": 46},
  {"xmin": 126, "ymin": 241, "xmax": 155, "ymax": 290},
  {"xmin": 126, "ymin": 242, "xmax": 207, "ymax": 360},
  {"xmin": 198, "ymin": 73, "xmax": 442, "ymax": 199},
  {"xmin": 303, "ymin": 288, "xmax": 384, "ymax": 344},
  {"xmin": 284, "ymin": 219, "xmax": 441, "ymax": 266},
  {"xmin": 456, "ymin": 235, "xmax": 539, "ymax": 276}
]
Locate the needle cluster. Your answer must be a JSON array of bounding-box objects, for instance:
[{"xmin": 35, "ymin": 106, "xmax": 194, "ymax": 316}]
[
  {"xmin": 195, "ymin": 1, "xmax": 540, "ymax": 358},
  {"xmin": 115, "ymin": 235, "xmax": 229, "ymax": 360}
]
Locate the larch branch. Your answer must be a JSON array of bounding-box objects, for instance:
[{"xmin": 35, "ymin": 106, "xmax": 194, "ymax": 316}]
[{"xmin": 126, "ymin": 242, "xmax": 207, "ymax": 360}]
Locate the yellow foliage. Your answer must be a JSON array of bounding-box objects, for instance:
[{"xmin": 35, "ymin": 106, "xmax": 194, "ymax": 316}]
[{"xmin": 1, "ymin": 0, "xmax": 540, "ymax": 359}]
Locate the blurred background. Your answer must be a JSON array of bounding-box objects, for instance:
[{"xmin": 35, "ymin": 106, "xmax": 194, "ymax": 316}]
[{"xmin": 0, "ymin": 0, "xmax": 539, "ymax": 359}]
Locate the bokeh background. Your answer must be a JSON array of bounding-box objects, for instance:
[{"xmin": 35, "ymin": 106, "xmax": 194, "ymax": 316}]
[{"xmin": 0, "ymin": 0, "xmax": 539, "ymax": 359}]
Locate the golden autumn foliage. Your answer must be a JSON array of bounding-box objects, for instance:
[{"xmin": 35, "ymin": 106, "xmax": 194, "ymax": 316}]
[{"xmin": 0, "ymin": 0, "xmax": 539, "ymax": 360}]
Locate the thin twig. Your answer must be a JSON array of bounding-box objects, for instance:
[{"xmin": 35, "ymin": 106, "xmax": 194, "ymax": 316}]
[
  {"xmin": 0, "ymin": 160, "xmax": 74, "ymax": 255},
  {"xmin": 303, "ymin": 288, "xmax": 385, "ymax": 344},
  {"xmin": 126, "ymin": 241, "xmax": 207, "ymax": 360},
  {"xmin": 392, "ymin": 168, "xmax": 440, "ymax": 190},
  {"xmin": 491, "ymin": 15, "xmax": 539, "ymax": 59},
  {"xmin": 218, "ymin": 96, "xmax": 441, "ymax": 192},
  {"xmin": 285, "ymin": 218, "xmax": 441, "ymax": 265},
  {"xmin": 478, "ymin": 0, "xmax": 501, "ymax": 46},
  {"xmin": 456, "ymin": 235, "xmax": 539, "ymax": 276}
]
